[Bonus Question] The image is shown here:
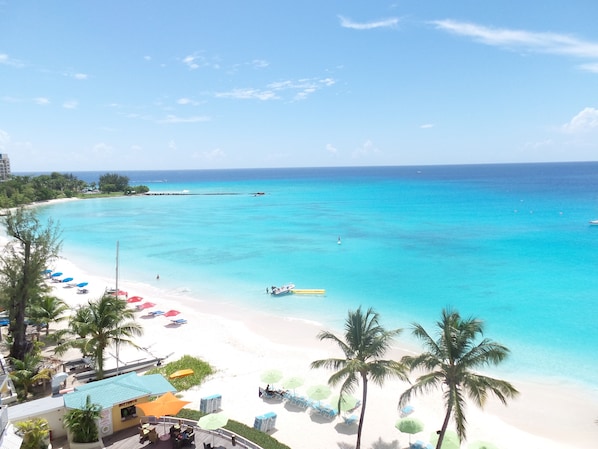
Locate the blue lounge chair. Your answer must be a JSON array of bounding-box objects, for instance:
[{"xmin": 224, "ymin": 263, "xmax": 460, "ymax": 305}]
[
  {"xmin": 171, "ymin": 318, "xmax": 187, "ymax": 325},
  {"xmin": 343, "ymin": 414, "xmax": 358, "ymax": 425}
]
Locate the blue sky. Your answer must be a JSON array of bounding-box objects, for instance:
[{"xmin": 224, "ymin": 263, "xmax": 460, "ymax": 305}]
[{"xmin": 1, "ymin": 1, "xmax": 597, "ymax": 172}]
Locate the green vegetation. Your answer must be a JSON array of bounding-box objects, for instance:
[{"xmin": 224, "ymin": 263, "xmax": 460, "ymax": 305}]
[
  {"xmin": 311, "ymin": 306, "xmax": 408, "ymax": 449},
  {"xmin": 55, "ymin": 295, "xmax": 143, "ymax": 379},
  {"xmin": 15, "ymin": 417, "xmax": 51, "ymax": 449},
  {"xmin": 0, "ymin": 207, "xmax": 62, "ymax": 361},
  {"xmin": 0, "ymin": 171, "xmax": 149, "ymax": 208},
  {"xmin": 399, "ymin": 308, "xmax": 519, "ymax": 449},
  {"xmin": 63, "ymin": 395, "xmax": 102, "ymax": 443},
  {"xmin": 145, "ymin": 355, "xmax": 215, "ymax": 391},
  {"xmin": 176, "ymin": 408, "xmax": 291, "ymax": 449},
  {"xmin": 9, "ymin": 347, "xmax": 53, "ymax": 400}
]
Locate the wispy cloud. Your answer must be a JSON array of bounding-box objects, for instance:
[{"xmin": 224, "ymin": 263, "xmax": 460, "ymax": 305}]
[
  {"xmin": 0, "ymin": 53, "xmax": 24, "ymax": 68},
  {"xmin": 73, "ymin": 73, "xmax": 88, "ymax": 80},
  {"xmin": 562, "ymin": 107, "xmax": 598, "ymax": 133},
  {"xmin": 215, "ymin": 77, "xmax": 336, "ymax": 101},
  {"xmin": 432, "ymin": 19, "xmax": 598, "ymax": 71},
  {"xmin": 215, "ymin": 88, "xmax": 278, "ymax": 101},
  {"xmin": 35, "ymin": 97, "xmax": 50, "ymax": 105},
  {"xmin": 157, "ymin": 114, "xmax": 210, "ymax": 124},
  {"xmin": 339, "ymin": 15, "xmax": 399, "ymax": 30},
  {"xmin": 0, "ymin": 129, "xmax": 10, "ymax": 150},
  {"xmin": 325, "ymin": 143, "xmax": 338, "ymax": 154},
  {"xmin": 176, "ymin": 98, "xmax": 200, "ymax": 106},
  {"xmin": 420, "ymin": 123, "xmax": 434, "ymax": 129},
  {"xmin": 352, "ymin": 140, "xmax": 380, "ymax": 158},
  {"xmin": 182, "ymin": 53, "xmax": 220, "ymax": 70},
  {"xmin": 63, "ymin": 100, "xmax": 78, "ymax": 109}
]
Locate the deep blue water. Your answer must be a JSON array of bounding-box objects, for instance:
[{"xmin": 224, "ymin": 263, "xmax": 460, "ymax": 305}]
[{"xmin": 26, "ymin": 163, "xmax": 598, "ymax": 387}]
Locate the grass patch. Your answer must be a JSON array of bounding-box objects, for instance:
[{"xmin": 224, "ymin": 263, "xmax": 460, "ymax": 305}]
[
  {"xmin": 177, "ymin": 409, "xmax": 291, "ymax": 449},
  {"xmin": 145, "ymin": 355, "xmax": 214, "ymax": 391}
]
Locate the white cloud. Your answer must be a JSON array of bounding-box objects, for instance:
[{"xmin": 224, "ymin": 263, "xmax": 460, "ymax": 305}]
[
  {"xmin": 0, "ymin": 129, "xmax": 10, "ymax": 150},
  {"xmin": 432, "ymin": 19, "xmax": 598, "ymax": 61},
  {"xmin": 168, "ymin": 140, "xmax": 177, "ymax": 150},
  {"xmin": 63, "ymin": 100, "xmax": 78, "ymax": 109},
  {"xmin": 215, "ymin": 88, "xmax": 278, "ymax": 101},
  {"xmin": 157, "ymin": 115, "xmax": 210, "ymax": 124},
  {"xmin": 352, "ymin": 140, "xmax": 380, "ymax": 158},
  {"xmin": 578, "ymin": 62, "xmax": 598, "ymax": 73},
  {"xmin": 251, "ymin": 59, "xmax": 269, "ymax": 68},
  {"xmin": 144, "ymin": 56, "xmax": 152, "ymax": 61},
  {"xmin": 0, "ymin": 53, "xmax": 24, "ymax": 68},
  {"xmin": 326, "ymin": 143, "xmax": 338, "ymax": 154},
  {"xmin": 35, "ymin": 97, "xmax": 50, "ymax": 105},
  {"xmin": 176, "ymin": 98, "xmax": 199, "ymax": 106},
  {"xmin": 562, "ymin": 107, "xmax": 598, "ymax": 132},
  {"xmin": 73, "ymin": 73, "xmax": 88, "ymax": 80},
  {"xmin": 203, "ymin": 148, "xmax": 226, "ymax": 160},
  {"xmin": 339, "ymin": 15, "xmax": 399, "ymax": 30},
  {"xmin": 92, "ymin": 142, "xmax": 113, "ymax": 155},
  {"xmin": 420, "ymin": 123, "xmax": 434, "ymax": 129}
]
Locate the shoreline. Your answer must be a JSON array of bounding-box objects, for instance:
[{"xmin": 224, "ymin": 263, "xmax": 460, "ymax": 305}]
[{"xmin": 42, "ymin": 252, "xmax": 597, "ymax": 449}]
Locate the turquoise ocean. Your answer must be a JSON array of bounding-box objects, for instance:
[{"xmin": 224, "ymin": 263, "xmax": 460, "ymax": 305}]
[{"xmin": 29, "ymin": 163, "xmax": 598, "ymax": 388}]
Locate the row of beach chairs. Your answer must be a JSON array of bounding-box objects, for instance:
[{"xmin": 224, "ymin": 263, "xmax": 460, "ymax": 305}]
[{"xmin": 282, "ymin": 391, "xmax": 360, "ymax": 421}]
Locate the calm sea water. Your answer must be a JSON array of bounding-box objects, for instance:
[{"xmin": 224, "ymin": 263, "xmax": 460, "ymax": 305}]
[{"xmin": 30, "ymin": 163, "xmax": 598, "ymax": 387}]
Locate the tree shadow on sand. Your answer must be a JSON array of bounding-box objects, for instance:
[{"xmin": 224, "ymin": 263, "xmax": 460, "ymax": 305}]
[{"xmin": 371, "ymin": 437, "xmax": 401, "ymax": 449}]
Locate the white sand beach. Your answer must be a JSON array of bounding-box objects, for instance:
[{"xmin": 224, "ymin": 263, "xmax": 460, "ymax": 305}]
[{"xmin": 30, "ymin": 251, "xmax": 597, "ymax": 449}]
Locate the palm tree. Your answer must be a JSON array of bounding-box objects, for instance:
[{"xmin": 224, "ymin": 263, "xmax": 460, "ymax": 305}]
[
  {"xmin": 56, "ymin": 294, "xmax": 143, "ymax": 379},
  {"xmin": 63, "ymin": 395, "xmax": 102, "ymax": 443},
  {"xmin": 399, "ymin": 308, "xmax": 519, "ymax": 449},
  {"xmin": 311, "ymin": 306, "xmax": 408, "ymax": 449},
  {"xmin": 28, "ymin": 295, "xmax": 69, "ymax": 336},
  {"xmin": 9, "ymin": 351, "xmax": 53, "ymax": 399},
  {"xmin": 15, "ymin": 417, "xmax": 51, "ymax": 449}
]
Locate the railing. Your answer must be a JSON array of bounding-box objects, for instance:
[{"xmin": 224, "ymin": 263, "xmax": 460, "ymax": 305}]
[{"xmin": 139, "ymin": 416, "xmax": 263, "ymax": 449}]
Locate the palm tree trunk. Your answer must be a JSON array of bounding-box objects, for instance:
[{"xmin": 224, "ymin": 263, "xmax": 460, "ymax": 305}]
[
  {"xmin": 436, "ymin": 403, "xmax": 453, "ymax": 449},
  {"xmin": 356, "ymin": 374, "xmax": 368, "ymax": 449}
]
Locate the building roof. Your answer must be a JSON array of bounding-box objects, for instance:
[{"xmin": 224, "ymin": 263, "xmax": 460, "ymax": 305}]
[
  {"xmin": 63, "ymin": 372, "xmax": 175, "ymax": 410},
  {"xmin": 7, "ymin": 395, "xmax": 65, "ymax": 422}
]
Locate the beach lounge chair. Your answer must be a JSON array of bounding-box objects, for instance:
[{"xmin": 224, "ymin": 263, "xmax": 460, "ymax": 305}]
[
  {"xmin": 171, "ymin": 318, "xmax": 187, "ymax": 325},
  {"xmin": 343, "ymin": 414, "xmax": 358, "ymax": 425}
]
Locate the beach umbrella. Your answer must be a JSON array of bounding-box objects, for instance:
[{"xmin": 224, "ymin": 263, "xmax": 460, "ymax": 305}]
[
  {"xmin": 127, "ymin": 296, "xmax": 143, "ymax": 303},
  {"xmin": 76, "ymin": 282, "xmax": 88, "ymax": 288},
  {"xmin": 62, "ymin": 277, "xmax": 74, "ymax": 283},
  {"xmin": 431, "ymin": 430, "xmax": 460, "ymax": 449},
  {"xmin": 468, "ymin": 441, "xmax": 499, "ymax": 449},
  {"xmin": 281, "ymin": 376, "xmax": 304, "ymax": 392},
  {"xmin": 396, "ymin": 417, "xmax": 424, "ymax": 444},
  {"xmin": 163, "ymin": 309, "xmax": 181, "ymax": 317},
  {"xmin": 136, "ymin": 392, "xmax": 190, "ymax": 432},
  {"xmin": 329, "ymin": 394, "xmax": 360, "ymax": 412},
  {"xmin": 51, "ymin": 272, "xmax": 63, "ymax": 277},
  {"xmin": 261, "ymin": 369, "xmax": 283, "ymax": 384},
  {"xmin": 135, "ymin": 392, "xmax": 190, "ymax": 417},
  {"xmin": 400, "ymin": 404, "xmax": 415, "ymax": 417},
  {"xmin": 43, "ymin": 269, "xmax": 52, "ymax": 274},
  {"xmin": 307, "ymin": 384, "xmax": 331, "ymax": 403},
  {"xmin": 197, "ymin": 412, "xmax": 229, "ymax": 431},
  {"xmin": 137, "ymin": 302, "xmax": 156, "ymax": 310}
]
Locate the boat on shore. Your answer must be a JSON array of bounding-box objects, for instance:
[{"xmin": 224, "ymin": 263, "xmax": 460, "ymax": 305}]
[{"xmin": 269, "ymin": 283, "xmax": 295, "ymax": 295}]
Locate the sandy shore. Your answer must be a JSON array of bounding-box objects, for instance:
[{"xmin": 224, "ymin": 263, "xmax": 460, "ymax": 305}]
[{"xmin": 34, "ymin": 253, "xmax": 598, "ymax": 449}]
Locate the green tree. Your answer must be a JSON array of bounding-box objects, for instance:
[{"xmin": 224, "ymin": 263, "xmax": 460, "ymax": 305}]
[
  {"xmin": 15, "ymin": 417, "xmax": 51, "ymax": 449},
  {"xmin": 9, "ymin": 350, "xmax": 53, "ymax": 399},
  {"xmin": 27, "ymin": 295, "xmax": 70, "ymax": 336},
  {"xmin": 63, "ymin": 395, "xmax": 102, "ymax": 443},
  {"xmin": 0, "ymin": 208, "xmax": 62, "ymax": 360},
  {"xmin": 98, "ymin": 173, "xmax": 129, "ymax": 193},
  {"xmin": 56, "ymin": 294, "xmax": 143, "ymax": 379},
  {"xmin": 311, "ymin": 307, "xmax": 408, "ymax": 449},
  {"xmin": 399, "ymin": 308, "xmax": 519, "ymax": 448}
]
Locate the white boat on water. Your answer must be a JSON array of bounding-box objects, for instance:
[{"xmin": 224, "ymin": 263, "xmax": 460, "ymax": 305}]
[
  {"xmin": 270, "ymin": 283, "xmax": 295, "ymax": 295},
  {"xmin": 589, "ymin": 220, "xmax": 598, "ymax": 225}
]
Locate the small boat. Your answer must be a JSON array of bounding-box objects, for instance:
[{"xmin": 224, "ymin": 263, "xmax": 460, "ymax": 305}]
[
  {"xmin": 589, "ymin": 220, "xmax": 598, "ymax": 225},
  {"xmin": 169, "ymin": 369, "xmax": 194, "ymax": 379},
  {"xmin": 270, "ymin": 283, "xmax": 295, "ymax": 295}
]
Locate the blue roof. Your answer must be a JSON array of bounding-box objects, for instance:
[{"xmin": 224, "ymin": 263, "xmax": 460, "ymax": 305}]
[{"xmin": 63, "ymin": 372, "xmax": 175, "ymax": 410}]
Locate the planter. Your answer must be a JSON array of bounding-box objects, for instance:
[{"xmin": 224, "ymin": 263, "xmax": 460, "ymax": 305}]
[{"xmin": 68, "ymin": 439, "xmax": 104, "ymax": 449}]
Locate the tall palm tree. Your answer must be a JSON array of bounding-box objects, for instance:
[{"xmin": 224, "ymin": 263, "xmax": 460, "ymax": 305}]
[
  {"xmin": 56, "ymin": 294, "xmax": 143, "ymax": 379},
  {"xmin": 399, "ymin": 308, "xmax": 519, "ymax": 449},
  {"xmin": 311, "ymin": 306, "xmax": 408, "ymax": 449},
  {"xmin": 28, "ymin": 295, "xmax": 69, "ymax": 336},
  {"xmin": 10, "ymin": 351, "xmax": 53, "ymax": 399}
]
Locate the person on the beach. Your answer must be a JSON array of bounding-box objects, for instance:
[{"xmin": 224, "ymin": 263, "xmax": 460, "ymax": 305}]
[{"xmin": 156, "ymin": 274, "xmax": 160, "ymax": 280}]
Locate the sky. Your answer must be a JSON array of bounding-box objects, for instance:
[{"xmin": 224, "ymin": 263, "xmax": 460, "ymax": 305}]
[{"xmin": 1, "ymin": 1, "xmax": 598, "ymax": 172}]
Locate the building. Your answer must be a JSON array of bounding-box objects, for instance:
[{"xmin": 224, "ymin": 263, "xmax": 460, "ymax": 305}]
[{"xmin": 0, "ymin": 154, "xmax": 10, "ymax": 181}]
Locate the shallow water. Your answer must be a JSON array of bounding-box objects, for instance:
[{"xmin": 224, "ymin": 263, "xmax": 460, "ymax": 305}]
[{"xmin": 33, "ymin": 163, "xmax": 598, "ymax": 387}]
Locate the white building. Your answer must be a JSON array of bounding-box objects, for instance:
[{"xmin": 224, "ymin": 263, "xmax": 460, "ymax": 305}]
[{"xmin": 0, "ymin": 153, "xmax": 11, "ymax": 181}]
